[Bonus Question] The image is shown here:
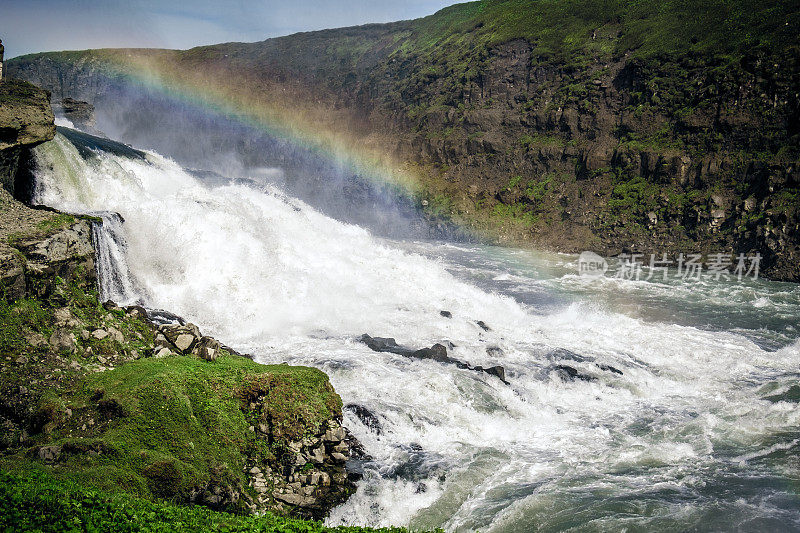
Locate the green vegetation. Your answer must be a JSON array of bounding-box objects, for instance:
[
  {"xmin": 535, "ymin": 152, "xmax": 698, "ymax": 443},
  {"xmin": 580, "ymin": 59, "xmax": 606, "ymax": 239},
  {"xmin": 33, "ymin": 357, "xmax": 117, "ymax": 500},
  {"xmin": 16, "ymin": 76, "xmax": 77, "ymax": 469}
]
[
  {"xmin": 1, "ymin": 352, "xmax": 340, "ymax": 509},
  {"xmin": 0, "ymin": 470, "xmax": 418, "ymax": 533}
]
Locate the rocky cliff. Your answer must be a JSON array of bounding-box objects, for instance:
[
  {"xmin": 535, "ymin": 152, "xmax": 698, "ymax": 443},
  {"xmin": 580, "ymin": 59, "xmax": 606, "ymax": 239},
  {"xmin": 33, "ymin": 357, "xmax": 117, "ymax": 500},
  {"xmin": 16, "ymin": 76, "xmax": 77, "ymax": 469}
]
[
  {"xmin": 8, "ymin": 0, "xmax": 800, "ymax": 280},
  {"xmin": 0, "ymin": 79, "xmax": 55, "ymax": 200}
]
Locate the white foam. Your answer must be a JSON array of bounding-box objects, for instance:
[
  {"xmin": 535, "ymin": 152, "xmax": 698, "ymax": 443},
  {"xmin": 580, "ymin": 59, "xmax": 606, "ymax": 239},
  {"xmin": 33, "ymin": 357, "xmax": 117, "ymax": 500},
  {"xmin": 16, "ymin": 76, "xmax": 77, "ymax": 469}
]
[{"xmin": 31, "ymin": 132, "xmax": 800, "ymax": 531}]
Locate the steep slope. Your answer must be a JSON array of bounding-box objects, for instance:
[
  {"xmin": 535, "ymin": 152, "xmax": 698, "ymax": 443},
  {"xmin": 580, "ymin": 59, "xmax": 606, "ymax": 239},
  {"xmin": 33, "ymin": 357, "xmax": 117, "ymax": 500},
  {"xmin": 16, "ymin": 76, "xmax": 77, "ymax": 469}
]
[{"xmin": 8, "ymin": 0, "xmax": 800, "ymax": 280}]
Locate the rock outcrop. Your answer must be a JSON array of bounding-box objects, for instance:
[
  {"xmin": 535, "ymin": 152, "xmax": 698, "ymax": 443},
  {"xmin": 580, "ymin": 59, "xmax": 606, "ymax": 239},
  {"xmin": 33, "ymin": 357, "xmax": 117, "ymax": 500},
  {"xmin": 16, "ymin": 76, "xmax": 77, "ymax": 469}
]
[
  {"xmin": 0, "ymin": 79, "xmax": 55, "ymax": 199},
  {"xmin": 9, "ymin": 2, "xmax": 799, "ymax": 280},
  {"xmin": 360, "ymin": 333, "xmax": 508, "ymax": 383},
  {"xmin": 57, "ymin": 98, "xmax": 95, "ymax": 129}
]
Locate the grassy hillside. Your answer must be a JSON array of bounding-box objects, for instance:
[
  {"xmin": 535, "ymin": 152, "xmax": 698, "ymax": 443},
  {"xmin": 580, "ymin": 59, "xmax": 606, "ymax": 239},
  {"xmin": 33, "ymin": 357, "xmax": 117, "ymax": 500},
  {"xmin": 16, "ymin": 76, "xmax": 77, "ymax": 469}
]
[{"xmin": 7, "ymin": 0, "xmax": 800, "ymax": 280}]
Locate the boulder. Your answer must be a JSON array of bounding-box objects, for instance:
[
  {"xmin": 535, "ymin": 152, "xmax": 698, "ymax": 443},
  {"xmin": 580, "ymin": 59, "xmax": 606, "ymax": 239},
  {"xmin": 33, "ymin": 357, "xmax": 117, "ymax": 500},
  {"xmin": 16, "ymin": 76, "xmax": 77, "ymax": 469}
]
[
  {"xmin": 360, "ymin": 334, "xmax": 507, "ymax": 383},
  {"xmin": 49, "ymin": 328, "xmax": 76, "ymax": 352},
  {"xmin": 0, "ymin": 243, "xmax": 26, "ymax": 301},
  {"xmin": 195, "ymin": 336, "xmax": 221, "ymax": 362}
]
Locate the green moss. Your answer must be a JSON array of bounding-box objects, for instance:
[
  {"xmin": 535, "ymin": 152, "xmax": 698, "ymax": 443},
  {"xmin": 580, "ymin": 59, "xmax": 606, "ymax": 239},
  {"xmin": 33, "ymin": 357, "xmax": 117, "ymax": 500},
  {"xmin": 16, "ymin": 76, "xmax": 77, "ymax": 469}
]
[
  {"xmin": 0, "ymin": 297, "xmax": 53, "ymax": 356},
  {"xmin": 0, "ymin": 469, "xmax": 424, "ymax": 533},
  {"xmin": 36, "ymin": 213, "xmax": 76, "ymax": 232},
  {"xmin": 1, "ymin": 354, "xmax": 341, "ymax": 508}
]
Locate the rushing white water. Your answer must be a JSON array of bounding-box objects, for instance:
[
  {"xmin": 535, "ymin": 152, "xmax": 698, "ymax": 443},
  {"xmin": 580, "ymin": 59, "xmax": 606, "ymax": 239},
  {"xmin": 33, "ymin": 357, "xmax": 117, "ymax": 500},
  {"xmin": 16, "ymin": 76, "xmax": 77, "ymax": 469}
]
[{"xmin": 33, "ymin": 131, "xmax": 800, "ymax": 531}]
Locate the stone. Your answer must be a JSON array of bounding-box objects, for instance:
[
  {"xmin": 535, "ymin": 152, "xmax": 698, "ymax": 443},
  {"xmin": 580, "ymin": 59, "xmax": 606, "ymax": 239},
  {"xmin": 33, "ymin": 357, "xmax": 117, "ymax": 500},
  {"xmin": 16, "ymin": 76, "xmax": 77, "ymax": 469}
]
[
  {"xmin": 249, "ymin": 466, "xmax": 261, "ymax": 475},
  {"xmin": 23, "ymin": 329, "xmax": 48, "ymax": 347},
  {"xmin": 309, "ymin": 446, "xmax": 325, "ymax": 464},
  {"xmin": 174, "ymin": 334, "xmax": 195, "ymax": 352},
  {"xmin": 49, "ymin": 328, "xmax": 77, "ymax": 352},
  {"xmin": 331, "ymin": 452, "xmax": 347, "ymax": 463},
  {"xmin": 154, "ymin": 347, "xmax": 172, "ymax": 358},
  {"xmin": 0, "ymin": 243, "xmax": 26, "ymax": 301},
  {"xmin": 53, "ymin": 307, "xmax": 75, "ymax": 326},
  {"xmin": 92, "ymin": 329, "xmax": 109, "ymax": 340},
  {"xmin": 275, "ymin": 492, "xmax": 308, "ymax": 506},
  {"xmin": 195, "ymin": 336, "xmax": 221, "ymax": 361},
  {"xmin": 324, "ymin": 426, "xmax": 346, "ymax": 442},
  {"xmin": 107, "ymin": 326, "xmax": 124, "ymax": 343},
  {"xmin": 439, "ymin": 310, "xmax": 452, "ymax": 318},
  {"xmin": 125, "ymin": 305, "xmax": 148, "ymax": 319},
  {"xmin": 80, "ymin": 330, "xmax": 90, "ymax": 341},
  {"xmin": 38, "ymin": 445, "xmax": 61, "ymax": 462}
]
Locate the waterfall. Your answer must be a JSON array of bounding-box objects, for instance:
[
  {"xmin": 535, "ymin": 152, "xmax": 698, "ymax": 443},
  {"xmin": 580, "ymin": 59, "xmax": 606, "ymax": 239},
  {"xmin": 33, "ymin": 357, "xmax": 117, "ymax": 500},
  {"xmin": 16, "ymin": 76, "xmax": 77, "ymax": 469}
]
[
  {"xmin": 28, "ymin": 128, "xmax": 800, "ymax": 532},
  {"xmin": 92, "ymin": 212, "xmax": 138, "ymax": 305}
]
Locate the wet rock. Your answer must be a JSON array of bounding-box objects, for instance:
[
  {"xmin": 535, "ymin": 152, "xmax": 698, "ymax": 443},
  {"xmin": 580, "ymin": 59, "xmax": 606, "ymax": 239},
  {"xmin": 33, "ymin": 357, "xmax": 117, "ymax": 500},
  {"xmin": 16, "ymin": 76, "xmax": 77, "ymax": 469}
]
[
  {"xmin": 102, "ymin": 300, "xmax": 122, "ymax": 313},
  {"xmin": 554, "ymin": 364, "xmax": 596, "ymax": 382},
  {"xmin": 345, "ymin": 404, "xmax": 382, "ymax": 435},
  {"xmin": 148, "ymin": 309, "xmax": 186, "ymax": 326},
  {"xmin": 359, "ymin": 334, "xmax": 399, "ymax": 352},
  {"xmin": 474, "ymin": 365, "xmax": 507, "ymax": 383},
  {"xmin": 486, "ymin": 345, "xmax": 504, "ymax": 356},
  {"xmin": 360, "ymin": 334, "xmax": 507, "ymax": 383},
  {"xmin": 597, "ymin": 363, "xmax": 623, "ymax": 375}
]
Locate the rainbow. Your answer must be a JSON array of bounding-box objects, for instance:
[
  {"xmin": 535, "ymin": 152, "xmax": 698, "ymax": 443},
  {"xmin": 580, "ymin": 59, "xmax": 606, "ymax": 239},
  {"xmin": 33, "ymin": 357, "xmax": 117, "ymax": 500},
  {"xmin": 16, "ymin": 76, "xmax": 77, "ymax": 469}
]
[{"xmin": 69, "ymin": 48, "xmax": 426, "ymax": 198}]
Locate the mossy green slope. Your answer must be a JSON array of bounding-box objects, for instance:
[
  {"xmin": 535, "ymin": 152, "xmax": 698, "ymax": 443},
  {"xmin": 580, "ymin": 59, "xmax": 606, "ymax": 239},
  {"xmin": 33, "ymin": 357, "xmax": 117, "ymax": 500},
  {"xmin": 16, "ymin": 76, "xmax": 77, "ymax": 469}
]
[
  {"xmin": 1, "ymin": 353, "xmax": 341, "ymax": 507},
  {"xmin": 1, "ymin": 470, "xmax": 419, "ymax": 533}
]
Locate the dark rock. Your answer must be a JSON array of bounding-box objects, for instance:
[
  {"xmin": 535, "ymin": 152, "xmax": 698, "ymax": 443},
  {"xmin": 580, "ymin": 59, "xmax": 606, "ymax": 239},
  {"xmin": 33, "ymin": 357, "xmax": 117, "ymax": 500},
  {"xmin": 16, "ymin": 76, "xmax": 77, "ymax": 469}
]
[
  {"xmin": 102, "ymin": 300, "xmax": 122, "ymax": 312},
  {"xmin": 476, "ymin": 320, "xmax": 491, "ymax": 331},
  {"xmin": 554, "ymin": 365, "xmax": 596, "ymax": 382},
  {"xmin": 345, "ymin": 403, "xmax": 382, "ymax": 435},
  {"xmin": 474, "ymin": 365, "xmax": 507, "ymax": 383},
  {"xmin": 597, "ymin": 363, "xmax": 623, "ymax": 375},
  {"xmin": 148, "ymin": 309, "xmax": 186, "ymax": 326},
  {"xmin": 439, "ymin": 310, "xmax": 452, "ymax": 318},
  {"xmin": 125, "ymin": 305, "xmax": 148, "ymax": 319},
  {"xmin": 486, "ymin": 345, "xmax": 504, "ymax": 356},
  {"xmin": 360, "ymin": 334, "xmax": 507, "ymax": 383},
  {"xmin": 359, "ymin": 334, "xmax": 398, "ymax": 352}
]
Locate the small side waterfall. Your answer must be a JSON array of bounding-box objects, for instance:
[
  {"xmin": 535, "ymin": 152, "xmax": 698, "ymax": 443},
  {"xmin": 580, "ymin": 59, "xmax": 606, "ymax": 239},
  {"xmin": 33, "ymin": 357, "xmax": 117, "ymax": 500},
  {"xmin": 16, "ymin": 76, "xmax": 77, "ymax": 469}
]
[{"xmin": 91, "ymin": 212, "xmax": 138, "ymax": 305}]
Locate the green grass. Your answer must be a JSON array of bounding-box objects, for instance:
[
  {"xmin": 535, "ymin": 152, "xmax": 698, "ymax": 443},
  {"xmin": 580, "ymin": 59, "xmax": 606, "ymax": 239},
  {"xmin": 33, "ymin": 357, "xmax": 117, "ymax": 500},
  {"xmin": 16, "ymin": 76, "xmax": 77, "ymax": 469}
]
[
  {"xmin": 2, "ymin": 353, "xmax": 341, "ymax": 509},
  {"xmin": 0, "ymin": 470, "xmax": 420, "ymax": 533}
]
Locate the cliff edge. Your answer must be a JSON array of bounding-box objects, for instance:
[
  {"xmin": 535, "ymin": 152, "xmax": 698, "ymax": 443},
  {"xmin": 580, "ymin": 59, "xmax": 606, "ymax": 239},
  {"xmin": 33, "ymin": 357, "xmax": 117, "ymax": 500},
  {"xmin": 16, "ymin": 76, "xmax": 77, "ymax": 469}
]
[{"xmin": 0, "ymin": 79, "xmax": 55, "ymax": 199}]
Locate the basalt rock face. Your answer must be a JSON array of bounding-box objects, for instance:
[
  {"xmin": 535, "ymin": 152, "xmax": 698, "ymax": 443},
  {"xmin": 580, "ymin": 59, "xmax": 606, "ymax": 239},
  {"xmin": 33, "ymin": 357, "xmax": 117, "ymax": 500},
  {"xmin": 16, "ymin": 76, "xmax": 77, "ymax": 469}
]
[
  {"xmin": 0, "ymin": 79, "xmax": 56, "ymax": 199},
  {"xmin": 7, "ymin": 1, "xmax": 800, "ymax": 280}
]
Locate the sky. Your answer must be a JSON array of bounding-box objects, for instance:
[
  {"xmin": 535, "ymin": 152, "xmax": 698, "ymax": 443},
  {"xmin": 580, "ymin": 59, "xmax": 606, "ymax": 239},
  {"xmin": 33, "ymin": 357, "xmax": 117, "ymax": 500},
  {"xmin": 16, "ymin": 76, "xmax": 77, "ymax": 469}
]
[{"xmin": 1, "ymin": 0, "xmax": 462, "ymax": 59}]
